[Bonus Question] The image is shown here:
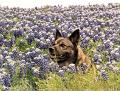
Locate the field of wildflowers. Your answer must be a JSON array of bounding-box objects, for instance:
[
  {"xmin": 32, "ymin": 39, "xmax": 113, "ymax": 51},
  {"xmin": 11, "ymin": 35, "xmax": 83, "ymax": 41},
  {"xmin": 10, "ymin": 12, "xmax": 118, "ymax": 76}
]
[{"xmin": 0, "ymin": 3, "xmax": 120, "ymax": 91}]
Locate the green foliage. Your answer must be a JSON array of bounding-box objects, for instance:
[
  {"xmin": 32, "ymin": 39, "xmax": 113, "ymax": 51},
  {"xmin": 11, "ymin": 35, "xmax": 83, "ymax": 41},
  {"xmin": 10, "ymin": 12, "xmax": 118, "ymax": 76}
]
[
  {"xmin": 25, "ymin": 68, "xmax": 39, "ymax": 91},
  {"xmin": 25, "ymin": 70, "xmax": 120, "ymax": 91},
  {"xmin": 10, "ymin": 36, "xmax": 36, "ymax": 52},
  {"xmin": 11, "ymin": 65, "xmax": 38, "ymax": 91},
  {"xmin": 0, "ymin": 85, "xmax": 2, "ymax": 91},
  {"xmin": 9, "ymin": 78, "xmax": 33, "ymax": 91}
]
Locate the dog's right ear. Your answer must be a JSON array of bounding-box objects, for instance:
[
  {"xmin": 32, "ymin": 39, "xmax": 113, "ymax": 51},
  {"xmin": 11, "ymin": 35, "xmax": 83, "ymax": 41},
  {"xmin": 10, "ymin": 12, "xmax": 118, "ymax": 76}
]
[
  {"xmin": 55, "ymin": 29, "xmax": 62, "ymax": 40},
  {"xmin": 69, "ymin": 29, "xmax": 80, "ymax": 45}
]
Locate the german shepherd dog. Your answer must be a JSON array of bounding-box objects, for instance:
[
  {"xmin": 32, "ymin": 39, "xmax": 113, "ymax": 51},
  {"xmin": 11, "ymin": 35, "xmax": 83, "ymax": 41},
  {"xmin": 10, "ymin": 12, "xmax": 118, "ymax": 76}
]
[{"xmin": 49, "ymin": 29, "xmax": 93, "ymax": 73}]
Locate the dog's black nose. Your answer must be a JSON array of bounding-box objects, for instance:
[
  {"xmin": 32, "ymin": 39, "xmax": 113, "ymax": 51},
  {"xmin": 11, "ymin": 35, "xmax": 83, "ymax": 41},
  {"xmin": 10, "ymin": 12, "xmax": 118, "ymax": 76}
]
[{"xmin": 49, "ymin": 47, "xmax": 54, "ymax": 53}]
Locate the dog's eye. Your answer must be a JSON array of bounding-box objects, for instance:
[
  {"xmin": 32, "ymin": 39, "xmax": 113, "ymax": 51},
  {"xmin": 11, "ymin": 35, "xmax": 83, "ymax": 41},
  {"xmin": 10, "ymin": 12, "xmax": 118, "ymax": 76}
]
[
  {"xmin": 52, "ymin": 43, "xmax": 55, "ymax": 45},
  {"xmin": 60, "ymin": 44, "xmax": 66, "ymax": 48}
]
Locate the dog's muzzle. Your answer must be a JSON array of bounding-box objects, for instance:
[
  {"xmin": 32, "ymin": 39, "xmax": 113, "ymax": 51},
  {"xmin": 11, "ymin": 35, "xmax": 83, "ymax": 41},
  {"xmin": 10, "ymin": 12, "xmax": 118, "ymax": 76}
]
[
  {"xmin": 49, "ymin": 47, "xmax": 69, "ymax": 61},
  {"xmin": 57, "ymin": 53, "xmax": 68, "ymax": 60},
  {"xmin": 49, "ymin": 47, "xmax": 55, "ymax": 56}
]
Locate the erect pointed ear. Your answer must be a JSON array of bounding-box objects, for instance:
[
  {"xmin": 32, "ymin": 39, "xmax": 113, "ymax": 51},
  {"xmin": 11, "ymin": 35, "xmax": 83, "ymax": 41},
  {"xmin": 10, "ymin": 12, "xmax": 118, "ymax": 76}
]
[
  {"xmin": 69, "ymin": 29, "xmax": 80, "ymax": 45},
  {"xmin": 55, "ymin": 29, "xmax": 62, "ymax": 40}
]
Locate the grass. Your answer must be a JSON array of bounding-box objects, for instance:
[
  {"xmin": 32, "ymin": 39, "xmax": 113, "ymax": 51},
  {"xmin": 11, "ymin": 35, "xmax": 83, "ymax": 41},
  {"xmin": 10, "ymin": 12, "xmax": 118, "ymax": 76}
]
[
  {"xmin": 9, "ymin": 79, "xmax": 33, "ymax": 91},
  {"xmin": 8, "ymin": 66, "xmax": 120, "ymax": 91}
]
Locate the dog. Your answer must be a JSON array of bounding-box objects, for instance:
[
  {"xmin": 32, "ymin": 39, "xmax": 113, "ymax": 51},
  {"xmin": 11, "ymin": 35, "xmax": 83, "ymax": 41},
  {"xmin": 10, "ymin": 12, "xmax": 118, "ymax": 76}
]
[{"xmin": 49, "ymin": 29, "xmax": 93, "ymax": 73}]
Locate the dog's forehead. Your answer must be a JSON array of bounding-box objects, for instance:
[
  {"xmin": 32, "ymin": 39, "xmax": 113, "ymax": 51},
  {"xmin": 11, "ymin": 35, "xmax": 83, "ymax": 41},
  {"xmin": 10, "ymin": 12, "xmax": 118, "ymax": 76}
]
[{"xmin": 55, "ymin": 37, "xmax": 73, "ymax": 46}]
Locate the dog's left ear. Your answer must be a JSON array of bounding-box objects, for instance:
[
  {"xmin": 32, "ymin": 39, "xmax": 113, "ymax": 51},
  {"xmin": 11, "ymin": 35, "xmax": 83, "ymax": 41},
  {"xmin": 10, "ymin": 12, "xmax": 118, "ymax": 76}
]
[
  {"xmin": 55, "ymin": 29, "xmax": 62, "ymax": 40},
  {"xmin": 69, "ymin": 29, "xmax": 80, "ymax": 45}
]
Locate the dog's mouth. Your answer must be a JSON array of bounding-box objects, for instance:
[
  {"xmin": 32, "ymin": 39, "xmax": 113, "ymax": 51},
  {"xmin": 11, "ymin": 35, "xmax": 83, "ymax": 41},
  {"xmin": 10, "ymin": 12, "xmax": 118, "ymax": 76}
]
[
  {"xmin": 57, "ymin": 53, "xmax": 69, "ymax": 61},
  {"xmin": 49, "ymin": 53, "xmax": 56, "ymax": 59},
  {"xmin": 49, "ymin": 47, "xmax": 70, "ymax": 62},
  {"xmin": 49, "ymin": 52, "xmax": 68, "ymax": 60}
]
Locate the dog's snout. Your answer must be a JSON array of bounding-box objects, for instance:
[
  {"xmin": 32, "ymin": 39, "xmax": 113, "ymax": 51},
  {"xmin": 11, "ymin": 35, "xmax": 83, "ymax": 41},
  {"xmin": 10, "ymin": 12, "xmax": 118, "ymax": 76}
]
[{"xmin": 49, "ymin": 47, "xmax": 54, "ymax": 53}]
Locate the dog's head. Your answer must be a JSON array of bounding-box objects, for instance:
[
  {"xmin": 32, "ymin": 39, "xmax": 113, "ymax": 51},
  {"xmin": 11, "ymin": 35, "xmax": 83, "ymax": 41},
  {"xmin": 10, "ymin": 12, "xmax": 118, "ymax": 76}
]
[{"xmin": 49, "ymin": 29, "xmax": 80, "ymax": 66}]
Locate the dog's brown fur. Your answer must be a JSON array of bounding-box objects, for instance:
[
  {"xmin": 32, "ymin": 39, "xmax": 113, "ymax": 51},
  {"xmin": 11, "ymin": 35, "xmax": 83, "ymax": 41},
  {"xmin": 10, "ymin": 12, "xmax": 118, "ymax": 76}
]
[{"xmin": 49, "ymin": 29, "xmax": 92, "ymax": 73}]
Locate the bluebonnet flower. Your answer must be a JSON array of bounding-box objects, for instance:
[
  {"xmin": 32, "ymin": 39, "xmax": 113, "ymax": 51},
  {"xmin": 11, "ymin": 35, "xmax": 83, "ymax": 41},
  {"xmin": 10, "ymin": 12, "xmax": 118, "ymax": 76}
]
[
  {"xmin": 0, "ymin": 55, "xmax": 4, "ymax": 68},
  {"xmin": 13, "ymin": 29, "xmax": 23, "ymax": 38},
  {"xmin": 35, "ymin": 39, "xmax": 49, "ymax": 49},
  {"xmin": 67, "ymin": 64, "xmax": 76, "ymax": 73},
  {"xmin": 57, "ymin": 70, "xmax": 64, "ymax": 77},
  {"xmin": 0, "ymin": 34, "xmax": 4, "ymax": 46},
  {"xmin": 26, "ymin": 51, "xmax": 36, "ymax": 59},
  {"xmin": 103, "ymin": 40, "xmax": 113, "ymax": 49},
  {"xmin": 26, "ymin": 34, "xmax": 34, "ymax": 45},
  {"xmin": 3, "ymin": 85, "xmax": 9, "ymax": 91},
  {"xmin": 93, "ymin": 53, "xmax": 102, "ymax": 64},
  {"xmin": 39, "ymin": 56, "xmax": 49, "ymax": 73},
  {"xmin": 106, "ymin": 63, "xmax": 120, "ymax": 74},
  {"xmin": 110, "ymin": 47, "xmax": 120, "ymax": 62},
  {"xmin": 19, "ymin": 61, "xmax": 27, "ymax": 78},
  {"xmin": 97, "ymin": 44, "xmax": 104, "ymax": 52},
  {"xmin": 9, "ymin": 37, "xmax": 15, "ymax": 46},
  {"xmin": 49, "ymin": 62, "xmax": 59, "ymax": 72},
  {"xmin": 0, "ymin": 68, "xmax": 11, "ymax": 88},
  {"xmin": 99, "ymin": 70, "xmax": 109, "ymax": 80},
  {"xmin": 32, "ymin": 67, "xmax": 40, "ymax": 77},
  {"xmin": 10, "ymin": 50, "xmax": 19, "ymax": 60},
  {"xmin": 93, "ymin": 34, "xmax": 100, "ymax": 42},
  {"xmin": 80, "ymin": 37, "xmax": 90, "ymax": 48},
  {"xmin": 2, "ymin": 51, "xmax": 8, "ymax": 58},
  {"xmin": 2, "ymin": 74, "xmax": 11, "ymax": 87},
  {"xmin": 6, "ymin": 58, "xmax": 16, "ymax": 77},
  {"xmin": 79, "ymin": 63, "xmax": 88, "ymax": 74}
]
